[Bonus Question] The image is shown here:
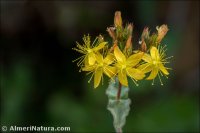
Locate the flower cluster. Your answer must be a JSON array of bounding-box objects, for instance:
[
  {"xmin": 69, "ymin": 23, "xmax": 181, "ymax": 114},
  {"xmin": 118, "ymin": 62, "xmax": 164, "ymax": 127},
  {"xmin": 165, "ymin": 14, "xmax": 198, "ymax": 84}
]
[{"xmin": 73, "ymin": 11, "xmax": 172, "ymax": 88}]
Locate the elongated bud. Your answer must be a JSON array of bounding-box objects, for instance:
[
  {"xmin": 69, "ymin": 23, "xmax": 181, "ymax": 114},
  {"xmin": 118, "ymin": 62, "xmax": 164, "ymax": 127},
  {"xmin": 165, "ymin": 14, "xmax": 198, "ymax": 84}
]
[
  {"xmin": 107, "ymin": 27, "xmax": 116, "ymax": 40},
  {"xmin": 141, "ymin": 27, "xmax": 149, "ymax": 39},
  {"xmin": 141, "ymin": 39, "xmax": 147, "ymax": 52},
  {"xmin": 125, "ymin": 35, "xmax": 132, "ymax": 50},
  {"xmin": 140, "ymin": 27, "xmax": 148, "ymax": 52},
  {"xmin": 156, "ymin": 24, "xmax": 169, "ymax": 43},
  {"xmin": 127, "ymin": 23, "xmax": 133, "ymax": 35},
  {"xmin": 114, "ymin": 11, "xmax": 122, "ymax": 28}
]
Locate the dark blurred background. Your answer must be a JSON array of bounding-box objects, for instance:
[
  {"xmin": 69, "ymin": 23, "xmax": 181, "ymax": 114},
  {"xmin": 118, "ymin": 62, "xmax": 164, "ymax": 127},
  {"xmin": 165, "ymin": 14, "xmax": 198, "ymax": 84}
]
[{"xmin": 1, "ymin": 0, "xmax": 199, "ymax": 132}]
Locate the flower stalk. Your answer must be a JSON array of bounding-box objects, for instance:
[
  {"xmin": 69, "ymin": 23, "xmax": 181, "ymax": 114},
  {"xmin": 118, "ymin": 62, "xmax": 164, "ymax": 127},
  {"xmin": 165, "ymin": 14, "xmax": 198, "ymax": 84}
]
[
  {"xmin": 106, "ymin": 77, "xmax": 131, "ymax": 133},
  {"xmin": 117, "ymin": 82, "xmax": 122, "ymax": 100},
  {"xmin": 72, "ymin": 11, "xmax": 172, "ymax": 132}
]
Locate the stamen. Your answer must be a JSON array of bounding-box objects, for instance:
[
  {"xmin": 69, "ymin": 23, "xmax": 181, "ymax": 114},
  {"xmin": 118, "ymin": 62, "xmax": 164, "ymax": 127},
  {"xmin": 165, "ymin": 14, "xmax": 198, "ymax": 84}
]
[
  {"xmin": 72, "ymin": 48, "xmax": 85, "ymax": 54},
  {"xmin": 161, "ymin": 61, "xmax": 170, "ymax": 64},
  {"xmin": 130, "ymin": 77, "xmax": 139, "ymax": 86},
  {"xmin": 158, "ymin": 73, "xmax": 163, "ymax": 85},
  {"xmin": 152, "ymin": 79, "xmax": 155, "ymax": 85},
  {"xmin": 163, "ymin": 56, "xmax": 173, "ymax": 60},
  {"xmin": 88, "ymin": 72, "xmax": 94, "ymax": 83},
  {"xmin": 104, "ymin": 67, "xmax": 116, "ymax": 76},
  {"xmin": 159, "ymin": 45, "xmax": 167, "ymax": 59},
  {"xmin": 164, "ymin": 74, "xmax": 168, "ymax": 79},
  {"xmin": 110, "ymin": 76, "xmax": 116, "ymax": 82},
  {"xmin": 77, "ymin": 57, "xmax": 85, "ymax": 67},
  {"xmin": 141, "ymin": 63, "xmax": 151, "ymax": 71},
  {"xmin": 72, "ymin": 55, "xmax": 85, "ymax": 62},
  {"xmin": 165, "ymin": 67, "xmax": 172, "ymax": 70},
  {"xmin": 92, "ymin": 37, "xmax": 98, "ymax": 47},
  {"xmin": 86, "ymin": 70, "xmax": 94, "ymax": 75},
  {"xmin": 159, "ymin": 71, "xmax": 163, "ymax": 76}
]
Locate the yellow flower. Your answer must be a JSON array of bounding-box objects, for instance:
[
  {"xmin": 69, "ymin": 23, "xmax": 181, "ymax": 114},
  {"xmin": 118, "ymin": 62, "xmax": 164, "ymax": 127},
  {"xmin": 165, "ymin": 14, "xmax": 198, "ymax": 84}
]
[
  {"xmin": 114, "ymin": 46, "xmax": 145, "ymax": 86},
  {"xmin": 73, "ymin": 35, "xmax": 107, "ymax": 66},
  {"xmin": 138, "ymin": 46, "xmax": 172, "ymax": 85},
  {"xmin": 82, "ymin": 52, "xmax": 117, "ymax": 88}
]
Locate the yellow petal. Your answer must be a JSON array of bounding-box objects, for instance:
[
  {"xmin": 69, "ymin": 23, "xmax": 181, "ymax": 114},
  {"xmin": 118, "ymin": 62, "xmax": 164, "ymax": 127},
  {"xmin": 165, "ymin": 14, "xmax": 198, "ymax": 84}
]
[
  {"xmin": 146, "ymin": 68, "xmax": 158, "ymax": 80},
  {"xmin": 127, "ymin": 52, "xmax": 144, "ymax": 67},
  {"xmin": 142, "ymin": 53, "xmax": 152, "ymax": 63},
  {"xmin": 159, "ymin": 63, "xmax": 169, "ymax": 75},
  {"xmin": 88, "ymin": 52, "xmax": 96, "ymax": 65},
  {"xmin": 94, "ymin": 68, "xmax": 103, "ymax": 88},
  {"xmin": 95, "ymin": 52, "xmax": 103, "ymax": 63},
  {"xmin": 84, "ymin": 56, "xmax": 89, "ymax": 66},
  {"xmin": 126, "ymin": 68, "xmax": 145, "ymax": 80},
  {"xmin": 137, "ymin": 63, "xmax": 153, "ymax": 73},
  {"xmin": 118, "ymin": 70, "xmax": 128, "ymax": 86},
  {"xmin": 104, "ymin": 53, "xmax": 115, "ymax": 65},
  {"xmin": 150, "ymin": 46, "xmax": 160, "ymax": 60},
  {"xmin": 82, "ymin": 65, "xmax": 96, "ymax": 71},
  {"xmin": 114, "ymin": 46, "xmax": 126, "ymax": 63},
  {"xmin": 103, "ymin": 66, "xmax": 117, "ymax": 78},
  {"xmin": 92, "ymin": 42, "xmax": 107, "ymax": 51}
]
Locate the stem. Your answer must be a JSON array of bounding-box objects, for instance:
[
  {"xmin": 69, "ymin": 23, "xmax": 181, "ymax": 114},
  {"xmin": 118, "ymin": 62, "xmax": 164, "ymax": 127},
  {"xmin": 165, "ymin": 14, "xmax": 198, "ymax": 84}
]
[
  {"xmin": 117, "ymin": 82, "xmax": 122, "ymax": 100},
  {"xmin": 116, "ymin": 127, "xmax": 122, "ymax": 133},
  {"xmin": 116, "ymin": 82, "xmax": 122, "ymax": 133},
  {"xmin": 106, "ymin": 78, "xmax": 130, "ymax": 133}
]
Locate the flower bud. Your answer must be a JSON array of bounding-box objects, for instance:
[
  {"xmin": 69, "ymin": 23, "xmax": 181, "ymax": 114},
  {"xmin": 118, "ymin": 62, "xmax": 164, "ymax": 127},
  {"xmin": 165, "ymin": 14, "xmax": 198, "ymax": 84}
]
[
  {"xmin": 141, "ymin": 27, "xmax": 149, "ymax": 39},
  {"xmin": 156, "ymin": 24, "xmax": 169, "ymax": 43},
  {"xmin": 125, "ymin": 35, "xmax": 132, "ymax": 50},
  {"xmin": 114, "ymin": 11, "xmax": 122, "ymax": 28},
  {"xmin": 127, "ymin": 23, "xmax": 133, "ymax": 35},
  {"xmin": 107, "ymin": 27, "xmax": 116, "ymax": 40},
  {"xmin": 141, "ymin": 39, "xmax": 147, "ymax": 52}
]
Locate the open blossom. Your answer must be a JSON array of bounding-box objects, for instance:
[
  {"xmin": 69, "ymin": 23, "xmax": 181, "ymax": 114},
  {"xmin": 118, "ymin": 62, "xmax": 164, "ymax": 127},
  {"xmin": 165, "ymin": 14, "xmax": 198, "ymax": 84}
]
[
  {"xmin": 114, "ymin": 46, "xmax": 145, "ymax": 86},
  {"xmin": 72, "ymin": 11, "xmax": 173, "ymax": 133},
  {"xmin": 73, "ymin": 11, "xmax": 171, "ymax": 88},
  {"xmin": 82, "ymin": 52, "xmax": 117, "ymax": 88},
  {"xmin": 138, "ymin": 46, "xmax": 172, "ymax": 85},
  {"xmin": 73, "ymin": 35, "xmax": 107, "ymax": 66}
]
